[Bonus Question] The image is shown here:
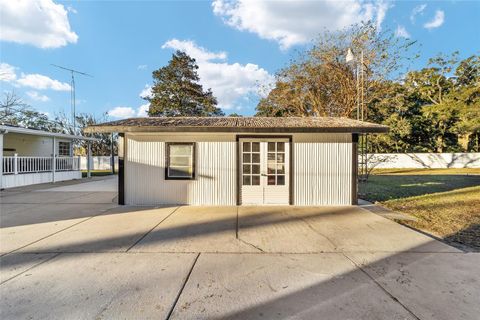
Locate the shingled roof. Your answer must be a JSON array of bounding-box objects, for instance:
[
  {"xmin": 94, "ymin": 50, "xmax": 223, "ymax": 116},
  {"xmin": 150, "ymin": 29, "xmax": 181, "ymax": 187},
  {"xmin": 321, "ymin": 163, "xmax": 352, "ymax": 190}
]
[{"xmin": 84, "ymin": 117, "xmax": 389, "ymax": 134}]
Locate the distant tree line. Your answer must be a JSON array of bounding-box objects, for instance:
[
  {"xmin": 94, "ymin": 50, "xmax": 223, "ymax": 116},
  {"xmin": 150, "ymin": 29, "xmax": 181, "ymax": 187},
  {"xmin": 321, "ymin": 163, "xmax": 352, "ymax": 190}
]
[
  {"xmin": 255, "ymin": 22, "xmax": 479, "ymax": 153},
  {"xmin": 0, "ymin": 92, "xmax": 116, "ymax": 156}
]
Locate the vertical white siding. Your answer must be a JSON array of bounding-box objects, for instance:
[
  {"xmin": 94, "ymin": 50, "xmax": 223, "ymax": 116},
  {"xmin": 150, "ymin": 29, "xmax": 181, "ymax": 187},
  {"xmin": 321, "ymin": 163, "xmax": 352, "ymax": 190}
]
[
  {"xmin": 293, "ymin": 133, "xmax": 353, "ymax": 205},
  {"xmin": 125, "ymin": 133, "xmax": 236, "ymax": 205},
  {"xmin": 124, "ymin": 132, "xmax": 354, "ymax": 206}
]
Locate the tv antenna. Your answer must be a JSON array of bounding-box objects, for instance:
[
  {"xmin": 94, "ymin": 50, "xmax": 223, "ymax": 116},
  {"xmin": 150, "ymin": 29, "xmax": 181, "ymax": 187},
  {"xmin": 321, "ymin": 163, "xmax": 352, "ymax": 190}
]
[{"xmin": 51, "ymin": 64, "xmax": 92, "ymax": 134}]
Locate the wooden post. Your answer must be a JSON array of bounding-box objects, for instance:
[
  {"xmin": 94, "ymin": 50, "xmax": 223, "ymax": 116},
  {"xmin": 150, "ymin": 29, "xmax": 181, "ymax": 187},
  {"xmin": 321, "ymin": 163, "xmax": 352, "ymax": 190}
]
[
  {"xmin": 52, "ymin": 137, "xmax": 56, "ymax": 183},
  {"xmin": 87, "ymin": 141, "xmax": 91, "ymax": 178}
]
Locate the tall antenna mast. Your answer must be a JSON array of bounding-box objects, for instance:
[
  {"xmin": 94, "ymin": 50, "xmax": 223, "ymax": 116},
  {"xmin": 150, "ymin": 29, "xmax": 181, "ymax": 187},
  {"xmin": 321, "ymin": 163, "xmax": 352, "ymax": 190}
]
[{"xmin": 51, "ymin": 64, "xmax": 92, "ymax": 134}]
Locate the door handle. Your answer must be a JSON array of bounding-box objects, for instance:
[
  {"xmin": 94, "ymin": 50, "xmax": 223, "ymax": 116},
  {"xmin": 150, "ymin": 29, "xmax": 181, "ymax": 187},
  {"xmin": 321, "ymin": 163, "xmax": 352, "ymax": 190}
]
[{"xmin": 261, "ymin": 173, "xmax": 267, "ymax": 176}]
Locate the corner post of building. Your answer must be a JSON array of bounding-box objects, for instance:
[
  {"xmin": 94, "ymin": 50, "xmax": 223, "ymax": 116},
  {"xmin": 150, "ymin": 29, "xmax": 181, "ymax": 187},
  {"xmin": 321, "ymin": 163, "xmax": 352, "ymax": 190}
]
[
  {"xmin": 111, "ymin": 132, "xmax": 115, "ymax": 174},
  {"xmin": 87, "ymin": 141, "xmax": 92, "ymax": 178},
  {"xmin": 0, "ymin": 132, "xmax": 4, "ymax": 190},
  {"xmin": 52, "ymin": 136, "xmax": 56, "ymax": 183},
  {"xmin": 118, "ymin": 133, "xmax": 125, "ymax": 205},
  {"xmin": 352, "ymin": 133, "xmax": 359, "ymax": 205}
]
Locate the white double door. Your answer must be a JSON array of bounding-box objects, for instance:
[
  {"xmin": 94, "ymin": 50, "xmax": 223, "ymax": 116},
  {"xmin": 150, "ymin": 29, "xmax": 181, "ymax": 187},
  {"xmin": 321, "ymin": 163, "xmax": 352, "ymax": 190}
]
[{"xmin": 240, "ymin": 138, "xmax": 290, "ymax": 205}]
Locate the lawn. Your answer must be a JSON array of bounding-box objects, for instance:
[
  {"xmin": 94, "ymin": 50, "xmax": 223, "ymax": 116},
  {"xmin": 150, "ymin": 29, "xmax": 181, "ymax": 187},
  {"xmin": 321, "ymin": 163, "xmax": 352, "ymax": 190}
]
[
  {"xmin": 81, "ymin": 170, "xmax": 116, "ymax": 178},
  {"xmin": 360, "ymin": 168, "xmax": 480, "ymax": 250}
]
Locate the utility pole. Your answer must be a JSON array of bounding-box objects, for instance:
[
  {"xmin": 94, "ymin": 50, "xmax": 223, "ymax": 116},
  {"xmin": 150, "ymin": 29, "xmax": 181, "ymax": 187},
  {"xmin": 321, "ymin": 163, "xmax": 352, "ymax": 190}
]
[
  {"xmin": 51, "ymin": 64, "xmax": 92, "ymax": 135},
  {"xmin": 346, "ymin": 48, "xmax": 368, "ymax": 183}
]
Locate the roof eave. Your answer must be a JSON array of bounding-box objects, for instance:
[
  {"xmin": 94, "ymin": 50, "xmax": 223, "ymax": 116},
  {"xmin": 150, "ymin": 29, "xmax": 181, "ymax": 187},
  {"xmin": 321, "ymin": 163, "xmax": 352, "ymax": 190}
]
[{"xmin": 84, "ymin": 126, "xmax": 389, "ymax": 134}]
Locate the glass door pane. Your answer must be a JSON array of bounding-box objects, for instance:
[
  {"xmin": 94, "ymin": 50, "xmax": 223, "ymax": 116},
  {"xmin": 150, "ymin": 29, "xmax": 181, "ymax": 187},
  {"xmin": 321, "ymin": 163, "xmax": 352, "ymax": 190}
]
[{"xmin": 242, "ymin": 141, "xmax": 261, "ymax": 186}]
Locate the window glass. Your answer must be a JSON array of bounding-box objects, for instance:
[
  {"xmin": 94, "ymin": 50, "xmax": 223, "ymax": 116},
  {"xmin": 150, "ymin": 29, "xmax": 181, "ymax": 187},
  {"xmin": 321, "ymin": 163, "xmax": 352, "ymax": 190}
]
[
  {"xmin": 267, "ymin": 176, "xmax": 276, "ymax": 185},
  {"xmin": 252, "ymin": 175, "xmax": 260, "ymax": 185},
  {"xmin": 252, "ymin": 142, "xmax": 260, "ymax": 152},
  {"xmin": 268, "ymin": 142, "xmax": 275, "ymax": 152},
  {"xmin": 58, "ymin": 142, "xmax": 70, "ymax": 156},
  {"xmin": 167, "ymin": 144, "xmax": 194, "ymax": 179}
]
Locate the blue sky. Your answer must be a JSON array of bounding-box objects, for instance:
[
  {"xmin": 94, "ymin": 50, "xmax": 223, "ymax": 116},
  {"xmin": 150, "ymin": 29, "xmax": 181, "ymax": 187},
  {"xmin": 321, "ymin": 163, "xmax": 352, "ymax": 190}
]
[{"xmin": 1, "ymin": 0, "xmax": 479, "ymax": 120}]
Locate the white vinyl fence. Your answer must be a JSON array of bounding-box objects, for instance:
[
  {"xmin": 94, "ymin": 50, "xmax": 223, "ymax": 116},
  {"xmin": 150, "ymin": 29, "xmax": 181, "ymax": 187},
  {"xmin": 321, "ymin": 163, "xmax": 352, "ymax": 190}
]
[
  {"xmin": 79, "ymin": 153, "xmax": 479, "ymax": 172},
  {"xmin": 80, "ymin": 156, "xmax": 118, "ymax": 171},
  {"xmin": 369, "ymin": 153, "xmax": 480, "ymax": 169}
]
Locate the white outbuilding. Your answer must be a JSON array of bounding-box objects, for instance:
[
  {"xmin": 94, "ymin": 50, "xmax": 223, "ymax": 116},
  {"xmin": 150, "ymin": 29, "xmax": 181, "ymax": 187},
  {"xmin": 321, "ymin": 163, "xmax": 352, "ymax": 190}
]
[{"xmin": 85, "ymin": 117, "xmax": 388, "ymax": 206}]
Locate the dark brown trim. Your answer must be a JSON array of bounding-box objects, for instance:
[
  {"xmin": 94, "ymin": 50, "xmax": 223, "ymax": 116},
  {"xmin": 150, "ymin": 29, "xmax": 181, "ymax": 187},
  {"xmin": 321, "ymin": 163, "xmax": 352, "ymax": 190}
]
[
  {"xmin": 236, "ymin": 138, "xmax": 241, "ymax": 205},
  {"xmin": 352, "ymin": 134, "xmax": 358, "ymax": 205},
  {"xmin": 289, "ymin": 138, "xmax": 294, "ymax": 205},
  {"xmin": 165, "ymin": 142, "xmax": 196, "ymax": 180},
  {"xmin": 236, "ymin": 135, "xmax": 293, "ymax": 205},
  {"xmin": 86, "ymin": 126, "xmax": 389, "ymax": 134},
  {"xmin": 118, "ymin": 133, "xmax": 125, "ymax": 205}
]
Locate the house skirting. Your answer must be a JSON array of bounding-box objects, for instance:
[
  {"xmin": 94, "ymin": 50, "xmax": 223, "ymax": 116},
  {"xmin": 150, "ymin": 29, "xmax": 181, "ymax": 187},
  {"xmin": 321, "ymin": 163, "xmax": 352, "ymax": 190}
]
[{"xmin": 1, "ymin": 171, "xmax": 82, "ymax": 189}]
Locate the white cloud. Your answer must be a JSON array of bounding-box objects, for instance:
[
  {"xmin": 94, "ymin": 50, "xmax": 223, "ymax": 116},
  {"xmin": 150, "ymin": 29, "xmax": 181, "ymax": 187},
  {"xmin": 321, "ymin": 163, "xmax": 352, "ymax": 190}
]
[
  {"xmin": 424, "ymin": 10, "xmax": 445, "ymax": 30},
  {"xmin": 107, "ymin": 106, "xmax": 137, "ymax": 119},
  {"xmin": 410, "ymin": 4, "xmax": 427, "ymax": 24},
  {"xmin": 137, "ymin": 64, "xmax": 147, "ymax": 70},
  {"xmin": 67, "ymin": 6, "xmax": 77, "ymax": 14},
  {"xmin": 26, "ymin": 91, "xmax": 50, "ymax": 102},
  {"xmin": 162, "ymin": 39, "xmax": 227, "ymax": 61},
  {"xmin": 212, "ymin": 0, "xmax": 390, "ymax": 50},
  {"xmin": 0, "ymin": 0, "xmax": 78, "ymax": 49},
  {"xmin": 107, "ymin": 104, "xmax": 150, "ymax": 119},
  {"xmin": 395, "ymin": 25, "xmax": 410, "ymax": 38},
  {"xmin": 0, "ymin": 62, "xmax": 71, "ymax": 91},
  {"xmin": 17, "ymin": 73, "xmax": 71, "ymax": 91},
  {"xmin": 137, "ymin": 103, "xmax": 150, "ymax": 117},
  {"xmin": 0, "ymin": 63, "xmax": 17, "ymax": 82},
  {"xmin": 162, "ymin": 39, "xmax": 274, "ymax": 109},
  {"xmin": 139, "ymin": 84, "xmax": 153, "ymax": 99}
]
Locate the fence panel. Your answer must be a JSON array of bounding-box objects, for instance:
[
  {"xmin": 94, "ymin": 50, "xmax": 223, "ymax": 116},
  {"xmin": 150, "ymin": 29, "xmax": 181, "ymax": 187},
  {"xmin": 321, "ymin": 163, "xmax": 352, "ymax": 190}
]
[{"xmin": 1, "ymin": 156, "xmax": 80, "ymax": 174}]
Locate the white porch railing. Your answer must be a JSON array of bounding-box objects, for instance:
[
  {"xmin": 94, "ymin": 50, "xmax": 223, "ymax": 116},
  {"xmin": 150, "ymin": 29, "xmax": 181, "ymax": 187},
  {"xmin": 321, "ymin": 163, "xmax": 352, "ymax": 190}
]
[{"xmin": 2, "ymin": 155, "xmax": 80, "ymax": 175}]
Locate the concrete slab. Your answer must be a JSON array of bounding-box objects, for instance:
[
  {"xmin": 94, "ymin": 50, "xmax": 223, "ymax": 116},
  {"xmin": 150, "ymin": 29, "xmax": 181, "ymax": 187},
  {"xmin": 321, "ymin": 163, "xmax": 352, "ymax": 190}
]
[
  {"xmin": 39, "ymin": 176, "xmax": 117, "ymax": 192},
  {"xmin": 170, "ymin": 253, "xmax": 416, "ymax": 319},
  {"xmin": 0, "ymin": 203, "xmax": 37, "ymax": 216},
  {"xmin": 131, "ymin": 206, "xmax": 258, "ymax": 253},
  {"xmin": 56, "ymin": 191, "xmax": 117, "ymax": 204},
  {"xmin": 0, "ymin": 191, "xmax": 95, "ymax": 204},
  {"xmin": 20, "ymin": 206, "xmax": 178, "ymax": 253},
  {"xmin": 0, "ymin": 252, "xmax": 196, "ymax": 320},
  {"xmin": 238, "ymin": 206, "xmax": 337, "ymax": 252},
  {"xmin": 0, "ymin": 253, "xmax": 57, "ymax": 284},
  {"xmin": 346, "ymin": 251, "xmax": 480, "ymax": 320},
  {"xmin": 0, "ymin": 203, "xmax": 116, "ymax": 254},
  {"xmin": 282, "ymin": 206, "xmax": 458, "ymax": 253}
]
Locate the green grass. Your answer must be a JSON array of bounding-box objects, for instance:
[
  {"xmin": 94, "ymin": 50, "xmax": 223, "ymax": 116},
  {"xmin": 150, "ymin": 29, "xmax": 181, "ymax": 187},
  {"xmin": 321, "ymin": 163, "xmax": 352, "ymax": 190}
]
[
  {"xmin": 360, "ymin": 170, "xmax": 480, "ymax": 202},
  {"xmin": 384, "ymin": 186, "xmax": 480, "ymax": 249},
  {"xmin": 361, "ymin": 168, "xmax": 480, "ymax": 250},
  {"xmin": 371, "ymin": 168, "xmax": 480, "ymax": 175},
  {"xmin": 81, "ymin": 170, "xmax": 115, "ymax": 178}
]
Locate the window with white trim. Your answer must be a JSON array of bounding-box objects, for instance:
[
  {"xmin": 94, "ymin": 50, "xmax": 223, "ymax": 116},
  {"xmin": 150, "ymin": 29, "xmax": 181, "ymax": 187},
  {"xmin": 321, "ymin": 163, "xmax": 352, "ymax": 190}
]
[
  {"xmin": 166, "ymin": 143, "xmax": 195, "ymax": 179},
  {"xmin": 58, "ymin": 141, "xmax": 71, "ymax": 156}
]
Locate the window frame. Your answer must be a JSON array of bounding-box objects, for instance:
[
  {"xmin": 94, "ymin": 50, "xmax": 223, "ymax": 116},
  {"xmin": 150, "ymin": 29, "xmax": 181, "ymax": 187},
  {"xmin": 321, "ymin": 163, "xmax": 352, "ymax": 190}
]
[
  {"xmin": 58, "ymin": 141, "xmax": 71, "ymax": 156},
  {"xmin": 165, "ymin": 142, "xmax": 196, "ymax": 180}
]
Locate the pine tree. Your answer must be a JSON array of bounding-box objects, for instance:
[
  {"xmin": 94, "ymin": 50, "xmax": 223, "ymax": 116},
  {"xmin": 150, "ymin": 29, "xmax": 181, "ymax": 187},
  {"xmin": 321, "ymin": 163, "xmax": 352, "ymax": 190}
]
[{"xmin": 146, "ymin": 51, "xmax": 224, "ymax": 117}]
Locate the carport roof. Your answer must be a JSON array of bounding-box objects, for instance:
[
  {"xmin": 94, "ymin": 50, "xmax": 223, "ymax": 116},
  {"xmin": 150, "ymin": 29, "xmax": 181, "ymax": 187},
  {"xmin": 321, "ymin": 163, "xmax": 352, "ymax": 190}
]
[
  {"xmin": 85, "ymin": 117, "xmax": 389, "ymax": 134},
  {"xmin": 0, "ymin": 124, "xmax": 99, "ymax": 141}
]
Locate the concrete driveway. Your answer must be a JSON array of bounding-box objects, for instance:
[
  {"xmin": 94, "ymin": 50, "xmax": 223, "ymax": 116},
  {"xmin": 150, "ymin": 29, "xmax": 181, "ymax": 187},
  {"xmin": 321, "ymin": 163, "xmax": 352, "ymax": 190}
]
[{"xmin": 1, "ymin": 177, "xmax": 479, "ymax": 319}]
